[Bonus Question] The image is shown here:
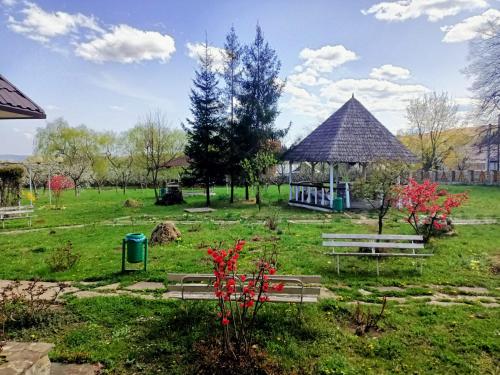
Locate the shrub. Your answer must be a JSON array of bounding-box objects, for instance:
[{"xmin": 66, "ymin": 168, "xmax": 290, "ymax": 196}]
[
  {"xmin": 0, "ymin": 280, "xmax": 67, "ymax": 342},
  {"xmin": 207, "ymin": 240, "xmax": 284, "ymax": 357},
  {"xmin": 124, "ymin": 199, "xmax": 142, "ymax": 208},
  {"xmin": 394, "ymin": 179, "xmax": 467, "ymax": 242},
  {"xmin": 264, "ymin": 210, "xmax": 280, "ymax": 231},
  {"xmin": 46, "ymin": 241, "xmax": 80, "ymax": 272},
  {"xmin": 351, "ymin": 297, "xmax": 387, "ymax": 336}
]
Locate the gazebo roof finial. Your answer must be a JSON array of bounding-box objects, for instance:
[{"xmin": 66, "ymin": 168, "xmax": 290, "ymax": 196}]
[{"xmin": 352, "ymin": 93, "xmax": 355, "ymax": 99}]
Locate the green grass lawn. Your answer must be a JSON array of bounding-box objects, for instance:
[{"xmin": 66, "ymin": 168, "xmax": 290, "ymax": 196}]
[{"xmin": 1, "ymin": 184, "xmax": 499, "ymax": 374}]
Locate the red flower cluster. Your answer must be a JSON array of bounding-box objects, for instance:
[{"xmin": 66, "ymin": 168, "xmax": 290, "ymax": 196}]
[
  {"xmin": 394, "ymin": 179, "xmax": 468, "ymax": 241},
  {"xmin": 48, "ymin": 175, "xmax": 74, "ymax": 192},
  {"xmin": 207, "ymin": 240, "xmax": 284, "ymax": 328}
]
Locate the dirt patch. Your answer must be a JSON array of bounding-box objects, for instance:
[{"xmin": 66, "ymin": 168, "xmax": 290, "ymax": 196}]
[
  {"xmin": 489, "ymin": 254, "xmax": 500, "ymax": 275},
  {"xmin": 149, "ymin": 221, "xmax": 181, "ymax": 245}
]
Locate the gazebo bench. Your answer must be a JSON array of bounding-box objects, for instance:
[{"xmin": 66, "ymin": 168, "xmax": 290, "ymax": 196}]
[
  {"xmin": 322, "ymin": 233, "xmax": 432, "ymax": 276},
  {"xmin": 166, "ymin": 273, "xmax": 322, "ymax": 304}
]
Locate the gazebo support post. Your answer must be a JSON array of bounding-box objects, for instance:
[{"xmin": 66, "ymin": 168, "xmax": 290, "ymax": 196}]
[
  {"xmin": 288, "ymin": 160, "xmax": 293, "ymax": 201},
  {"xmin": 329, "ymin": 162, "xmax": 334, "ymax": 209}
]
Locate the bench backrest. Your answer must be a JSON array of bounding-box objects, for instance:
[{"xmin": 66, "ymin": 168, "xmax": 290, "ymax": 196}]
[
  {"xmin": 322, "ymin": 233, "xmax": 423, "ymax": 241},
  {"xmin": 166, "ymin": 273, "xmax": 322, "ymax": 299},
  {"xmin": 167, "ymin": 273, "xmax": 321, "ymax": 284},
  {"xmin": 322, "ymin": 233, "xmax": 424, "ymax": 251},
  {"xmin": 0, "ymin": 205, "xmax": 34, "ymax": 212}
]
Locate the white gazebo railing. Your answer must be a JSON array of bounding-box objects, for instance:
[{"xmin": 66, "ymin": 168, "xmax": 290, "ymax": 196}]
[{"xmin": 289, "ymin": 181, "xmax": 350, "ymax": 211}]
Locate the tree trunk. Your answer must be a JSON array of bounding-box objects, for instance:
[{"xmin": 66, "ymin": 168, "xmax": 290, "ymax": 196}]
[
  {"xmin": 256, "ymin": 185, "xmax": 261, "ymax": 210},
  {"xmin": 206, "ymin": 177, "xmax": 211, "ymax": 207},
  {"xmin": 245, "ymin": 181, "xmax": 249, "ymax": 201},
  {"xmin": 378, "ymin": 215, "xmax": 383, "ymax": 235},
  {"xmin": 230, "ymin": 174, "xmax": 235, "ymax": 204}
]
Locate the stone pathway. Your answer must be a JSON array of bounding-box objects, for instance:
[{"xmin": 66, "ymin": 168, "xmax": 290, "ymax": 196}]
[{"xmin": 0, "ymin": 279, "xmax": 498, "ymax": 308}]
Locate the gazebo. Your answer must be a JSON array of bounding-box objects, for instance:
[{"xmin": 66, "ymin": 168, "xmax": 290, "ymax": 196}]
[
  {"xmin": 0, "ymin": 74, "xmax": 46, "ymax": 119},
  {"xmin": 283, "ymin": 95, "xmax": 416, "ymax": 211}
]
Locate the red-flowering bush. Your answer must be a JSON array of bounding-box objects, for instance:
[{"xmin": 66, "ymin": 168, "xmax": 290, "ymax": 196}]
[
  {"xmin": 48, "ymin": 175, "xmax": 74, "ymax": 207},
  {"xmin": 207, "ymin": 240, "xmax": 284, "ymax": 356},
  {"xmin": 394, "ymin": 179, "xmax": 468, "ymax": 242}
]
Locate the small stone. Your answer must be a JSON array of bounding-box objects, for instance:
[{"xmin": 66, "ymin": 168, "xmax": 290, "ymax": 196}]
[{"xmin": 358, "ymin": 289, "xmax": 372, "ymax": 296}]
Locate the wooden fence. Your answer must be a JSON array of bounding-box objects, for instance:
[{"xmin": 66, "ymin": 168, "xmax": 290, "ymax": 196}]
[{"xmin": 410, "ymin": 170, "xmax": 500, "ymax": 185}]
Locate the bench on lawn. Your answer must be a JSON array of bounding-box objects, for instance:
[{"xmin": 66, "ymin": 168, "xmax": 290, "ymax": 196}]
[
  {"xmin": 166, "ymin": 273, "xmax": 322, "ymax": 304},
  {"xmin": 322, "ymin": 233, "xmax": 432, "ymax": 276},
  {"xmin": 0, "ymin": 205, "xmax": 35, "ymax": 229}
]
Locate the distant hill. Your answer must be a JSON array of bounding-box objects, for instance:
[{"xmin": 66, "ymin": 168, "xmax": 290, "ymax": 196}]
[{"xmin": 0, "ymin": 154, "xmax": 29, "ymax": 162}]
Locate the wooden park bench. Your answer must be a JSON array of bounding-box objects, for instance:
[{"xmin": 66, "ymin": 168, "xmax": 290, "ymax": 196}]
[
  {"xmin": 166, "ymin": 273, "xmax": 322, "ymax": 304},
  {"xmin": 0, "ymin": 205, "xmax": 35, "ymax": 229},
  {"xmin": 322, "ymin": 233, "xmax": 432, "ymax": 276}
]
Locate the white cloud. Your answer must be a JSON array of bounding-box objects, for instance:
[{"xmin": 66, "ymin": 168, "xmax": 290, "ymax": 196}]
[
  {"xmin": 298, "ymin": 45, "xmax": 358, "ymax": 73},
  {"xmin": 441, "ymin": 8, "xmax": 500, "ymax": 42},
  {"xmin": 75, "ymin": 24, "xmax": 176, "ymax": 63},
  {"xmin": 287, "ymin": 68, "xmax": 331, "ymax": 87},
  {"xmin": 282, "ymin": 82, "xmax": 328, "ymax": 119},
  {"xmin": 7, "ymin": 2, "xmax": 103, "ymax": 43},
  {"xmin": 362, "ymin": 0, "xmax": 489, "ymax": 22},
  {"xmin": 2, "ymin": 0, "xmax": 17, "ymax": 7},
  {"xmin": 109, "ymin": 105, "xmax": 124, "ymax": 111},
  {"xmin": 369, "ymin": 64, "xmax": 411, "ymax": 80},
  {"xmin": 186, "ymin": 42, "xmax": 225, "ymax": 72}
]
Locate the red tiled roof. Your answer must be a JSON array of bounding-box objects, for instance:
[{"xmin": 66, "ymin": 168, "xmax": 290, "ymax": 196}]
[
  {"xmin": 161, "ymin": 155, "xmax": 190, "ymax": 168},
  {"xmin": 0, "ymin": 74, "xmax": 46, "ymax": 119}
]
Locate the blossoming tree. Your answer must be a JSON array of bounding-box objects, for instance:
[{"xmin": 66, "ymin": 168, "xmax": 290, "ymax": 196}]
[{"xmin": 394, "ymin": 178, "xmax": 467, "ymax": 242}]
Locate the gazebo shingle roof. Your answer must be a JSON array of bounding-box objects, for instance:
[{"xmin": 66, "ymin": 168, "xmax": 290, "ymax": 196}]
[
  {"xmin": 284, "ymin": 96, "xmax": 417, "ymax": 163},
  {"xmin": 0, "ymin": 74, "xmax": 46, "ymax": 119}
]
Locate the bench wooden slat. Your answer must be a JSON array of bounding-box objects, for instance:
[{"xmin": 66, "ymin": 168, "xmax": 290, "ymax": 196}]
[
  {"xmin": 167, "ymin": 273, "xmax": 321, "ymax": 284},
  {"xmin": 322, "ymin": 241, "xmax": 424, "ymax": 249},
  {"xmin": 322, "ymin": 233, "xmax": 423, "ymax": 241},
  {"xmin": 164, "ymin": 291, "xmax": 318, "ymax": 303},
  {"xmin": 167, "ymin": 284, "xmax": 321, "ymax": 295},
  {"xmin": 325, "ymin": 252, "xmax": 433, "ymax": 257}
]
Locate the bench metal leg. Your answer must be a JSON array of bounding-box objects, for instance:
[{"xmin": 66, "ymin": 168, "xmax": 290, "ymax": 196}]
[
  {"xmin": 376, "ymin": 256, "xmax": 380, "ymax": 277},
  {"xmin": 336, "ymin": 255, "xmax": 340, "ymax": 275}
]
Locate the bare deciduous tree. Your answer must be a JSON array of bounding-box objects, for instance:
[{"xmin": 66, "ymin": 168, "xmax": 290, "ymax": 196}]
[
  {"xmin": 131, "ymin": 111, "xmax": 185, "ymax": 201},
  {"xmin": 405, "ymin": 92, "xmax": 458, "ymax": 171},
  {"xmin": 465, "ymin": 22, "xmax": 500, "ymax": 118}
]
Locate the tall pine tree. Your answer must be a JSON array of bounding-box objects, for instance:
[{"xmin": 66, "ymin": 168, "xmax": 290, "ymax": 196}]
[
  {"xmin": 221, "ymin": 26, "xmax": 243, "ymax": 203},
  {"xmin": 184, "ymin": 40, "xmax": 224, "ymax": 206},
  {"xmin": 238, "ymin": 24, "xmax": 287, "ymax": 201}
]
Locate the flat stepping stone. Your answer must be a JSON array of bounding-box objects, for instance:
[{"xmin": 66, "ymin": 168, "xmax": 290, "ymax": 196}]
[
  {"xmin": 125, "ymin": 282, "xmax": 165, "ymax": 291},
  {"xmin": 73, "ymin": 291, "xmax": 117, "ymax": 298},
  {"xmin": 0, "ymin": 342, "xmax": 53, "ymax": 375},
  {"xmin": 456, "ymin": 286, "xmax": 489, "ymax": 294},
  {"xmin": 385, "ymin": 296, "xmax": 407, "ymax": 303},
  {"xmin": 51, "ymin": 363, "xmax": 96, "ymax": 375},
  {"xmin": 319, "ymin": 287, "xmax": 338, "ymax": 299},
  {"xmin": 374, "ymin": 286, "xmax": 405, "ymax": 292},
  {"xmin": 184, "ymin": 207, "xmax": 216, "ymax": 213},
  {"xmin": 95, "ymin": 283, "xmax": 120, "ymax": 291},
  {"xmin": 358, "ymin": 289, "xmax": 372, "ymax": 296},
  {"xmin": 427, "ymin": 300, "xmax": 464, "ymax": 307}
]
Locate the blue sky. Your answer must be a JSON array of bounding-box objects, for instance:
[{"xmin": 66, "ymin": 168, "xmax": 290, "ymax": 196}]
[{"xmin": 1, "ymin": 0, "xmax": 499, "ymax": 155}]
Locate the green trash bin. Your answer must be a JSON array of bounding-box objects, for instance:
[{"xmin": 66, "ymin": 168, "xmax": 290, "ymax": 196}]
[
  {"xmin": 122, "ymin": 233, "xmax": 148, "ymax": 272},
  {"xmin": 159, "ymin": 187, "xmax": 167, "ymax": 198},
  {"xmin": 333, "ymin": 197, "xmax": 344, "ymax": 212}
]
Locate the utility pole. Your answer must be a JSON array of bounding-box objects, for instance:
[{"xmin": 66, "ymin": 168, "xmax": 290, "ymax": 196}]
[{"xmin": 487, "ymin": 124, "xmax": 492, "ymax": 172}]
